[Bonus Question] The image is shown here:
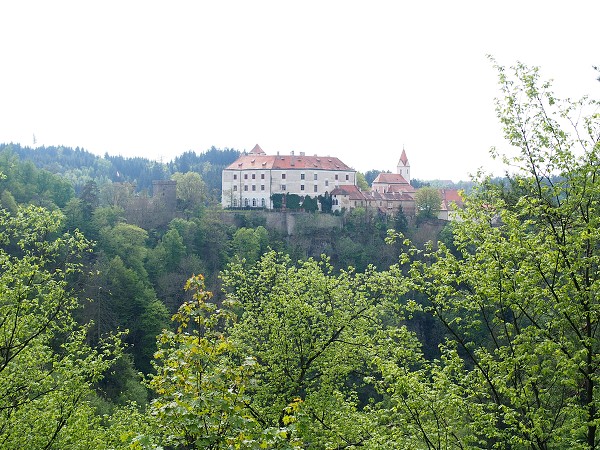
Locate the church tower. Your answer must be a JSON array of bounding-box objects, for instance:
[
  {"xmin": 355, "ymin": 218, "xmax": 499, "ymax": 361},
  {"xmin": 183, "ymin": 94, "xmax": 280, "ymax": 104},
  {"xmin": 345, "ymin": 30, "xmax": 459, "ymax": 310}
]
[{"xmin": 396, "ymin": 149, "xmax": 410, "ymax": 183}]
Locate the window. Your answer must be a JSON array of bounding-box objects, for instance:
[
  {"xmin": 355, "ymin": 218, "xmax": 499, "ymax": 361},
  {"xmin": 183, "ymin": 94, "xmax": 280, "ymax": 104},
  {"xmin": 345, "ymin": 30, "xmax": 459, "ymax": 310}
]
[
  {"xmin": 233, "ymin": 185, "xmax": 237, "ymax": 191},
  {"xmin": 261, "ymin": 198, "xmax": 266, "ymax": 207},
  {"xmin": 252, "ymin": 198, "xmax": 257, "ymax": 207},
  {"xmin": 346, "ymin": 174, "xmax": 349, "ymax": 181},
  {"xmin": 261, "ymin": 173, "xmax": 265, "ymax": 179},
  {"xmin": 252, "ymin": 174, "xmax": 256, "ymax": 179},
  {"xmin": 301, "ymin": 173, "xmax": 305, "ymax": 180},
  {"xmin": 244, "ymin": 174, "xmax": 248, "ymax": 179},
  {"xmin": 300, "ymin": 185, "xmax": 305, "ymax": 191},
  {"xmin": 282, "ymin": 173, "xmax": 286, "ymax": 179},
  {"xmin": 335, "ymin": 174, "xmax": 338, "ymax": 180},
  {"xmin": 234, "ymin": 174, "xmax": 238, "ymax": 180},
  {"xmin": 261, "ymin": 185, "xmax": 265, "ymax": 191},
  {"xmin": 314, "ymin": 185, "xmax": 318, "ymax": 192},
  {"xmin": 244, "ymin": 198, "xmax": 249, "ymax": 207},
  {"xmin": 281, "ymin": 185, "xmax": 286, "ymax": 191},
  {"xmin": 252, "ymin": 185, "xmax": 256, "ymax": 191},
  {"xmin": 233, "ymin": 198, "xmax": 237, "ymax": 207},
  {"xmin": 325, "ymin": 180, "xmax": 329, "ymax": 187},
  {"xmin": 314, "ymin": 173, "xmax": 318, "ymax": 180},
  {"xmin": 244, "ymin": 185, "xmax": 248, "ymax": 191}
]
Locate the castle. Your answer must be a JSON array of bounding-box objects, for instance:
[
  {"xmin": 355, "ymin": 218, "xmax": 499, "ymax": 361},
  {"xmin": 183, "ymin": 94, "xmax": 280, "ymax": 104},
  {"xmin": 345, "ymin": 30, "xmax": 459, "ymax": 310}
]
[
  {"xmin": 221, "ymin": 144, "xmax": 356, "ymax": 209},
  {"xmin": 222, "ymin": 145, "xmax": 462, "ymax": 219}
]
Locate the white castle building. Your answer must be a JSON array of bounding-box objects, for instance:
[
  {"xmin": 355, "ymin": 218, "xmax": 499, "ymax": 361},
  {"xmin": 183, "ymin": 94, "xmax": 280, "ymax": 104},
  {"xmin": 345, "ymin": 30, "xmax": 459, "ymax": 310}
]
[{"xmin": 221, "ymin": 144, "xmax": 356, "ymax": 209}]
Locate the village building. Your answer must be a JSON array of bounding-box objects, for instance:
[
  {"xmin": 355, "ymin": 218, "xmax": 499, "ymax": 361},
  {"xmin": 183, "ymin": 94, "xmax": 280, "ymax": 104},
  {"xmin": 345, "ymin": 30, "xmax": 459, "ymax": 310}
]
[
  {"xmin": 221, "ymin": 144, "xmax": 356, "ymax": 209},
  {"xmin": 437, "ymin": 188, "xmax": 465, "ymax": 221},
  {"xmin": 331, "ymin": 149, "xmax": 416, "ymax": 216}
]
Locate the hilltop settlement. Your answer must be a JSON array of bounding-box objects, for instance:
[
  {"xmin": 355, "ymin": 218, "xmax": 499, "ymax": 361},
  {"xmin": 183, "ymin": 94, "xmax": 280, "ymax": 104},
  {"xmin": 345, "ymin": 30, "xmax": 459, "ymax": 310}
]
[{"xmin": 222, "ymin": 144, "xmax": 464, "ymax": 219}]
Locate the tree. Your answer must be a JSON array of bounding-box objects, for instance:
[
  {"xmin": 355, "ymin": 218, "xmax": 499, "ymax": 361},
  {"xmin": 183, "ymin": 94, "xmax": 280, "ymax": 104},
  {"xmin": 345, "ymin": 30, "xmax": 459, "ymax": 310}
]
[
  {"xmin": 0, "ymin": 204, "xmax": 121, "ymax": 448},
  {"xmin": 171, "ymin": 171, "xmax": 207, "ymax": 213},
  {"xmin": 221, "ymin": 251, "xmax": 416, "ymax": 447},
  {"xmin": 318, "ymin": 191, "xmax": 332, "ymax": 213},
  {"xmin": 145, "ymin": 275, "xmax": 296, "ymax": 449},
  {"xmin": 230, "ymin": 226, "xmax": 269, "ymax": 266},
  {"xmin": 356, "ymin": 172, "xmax": 370, "ymax": 191},
  {"xmin": 414, "ymin": 186, "xmax": 441, "ymax": 219},
  {"xmin": 404, "ymin": 61, "xmax": 600, "ymax": 448},
  {"xmin": 301, "ymin": 195, "xmax": 318, "ymax": 212}
]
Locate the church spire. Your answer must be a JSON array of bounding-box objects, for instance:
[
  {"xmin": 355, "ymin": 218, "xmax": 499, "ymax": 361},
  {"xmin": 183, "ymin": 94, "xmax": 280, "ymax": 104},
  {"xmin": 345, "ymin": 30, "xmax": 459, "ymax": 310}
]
[{"xmin": 397, "ymin": 148, "xmax": 410, "ymax": 183}]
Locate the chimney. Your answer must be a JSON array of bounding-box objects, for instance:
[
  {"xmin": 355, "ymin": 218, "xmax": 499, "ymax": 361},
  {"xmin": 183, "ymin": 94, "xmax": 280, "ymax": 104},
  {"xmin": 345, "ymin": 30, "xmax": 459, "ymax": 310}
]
[
  {"xmin": 300, "ymin": 151, "xmax": 305, "ymax": 156},
  {"xmin": 291, "ymin": 150, "xmax": 294, "ymax": 156}
]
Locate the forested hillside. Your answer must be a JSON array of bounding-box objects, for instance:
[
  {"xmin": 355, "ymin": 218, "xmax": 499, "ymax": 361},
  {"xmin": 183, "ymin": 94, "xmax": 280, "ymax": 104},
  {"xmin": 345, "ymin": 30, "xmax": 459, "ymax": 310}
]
[
  {"xmin": 0, "ymin": 143, "xmax": 240, "ymax": 199},
  {"xmin": 1, "ymin": 62, "xmax": 599, "ymax": 448}
]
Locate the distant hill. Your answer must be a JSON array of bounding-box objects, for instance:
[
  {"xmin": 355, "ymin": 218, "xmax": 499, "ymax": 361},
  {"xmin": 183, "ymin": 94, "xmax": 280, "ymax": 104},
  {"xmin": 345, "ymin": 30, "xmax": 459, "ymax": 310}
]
[{"xmin": 0, "ymin": 143, "xmax": 240, "ymax": 199}]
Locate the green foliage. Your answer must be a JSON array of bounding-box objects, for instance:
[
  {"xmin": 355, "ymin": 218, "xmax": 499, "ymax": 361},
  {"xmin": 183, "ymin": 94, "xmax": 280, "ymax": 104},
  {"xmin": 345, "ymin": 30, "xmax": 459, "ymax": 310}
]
[
  {"xmin": 301, "ymin": 195, "xmax": 318, "ymax": 212},
  {"xmin": 318, "ymin": 191, "xmax": 332, "ymax": 213},
  {"xmin": 231, "ymin": 226, "xmax": 269, "ymax": 266},
  {"xmin": 0, "ymin": 205, "xmax": 122, "ymax": 448},
  {"xmin": 221, "ymin": 251, "xmax": 417, "ymax": 447},
  {"xmin": 414, "ymin": 186, "xmax": 442, "ymax": 219},
  {"xmin": 146, "ymin": 274, "xmax": 296, "ymax": 449},
  {"xmin": 0, "ymin": 147, "xmax": 75, "ymax": 208},
  {"xmin": 356, "ymin": 172, "xmax": 370, "ymax": 191},
  {"xmin": 171, "ymin": 171, "xmax": 207, "ymax": 213},
  {"xmin": 404, "ymin": 61, "xmax": 600, "ymax": 448},
  {"xmin": 285, "ymin": 193, "xmax": 302, "ymax": 210},
  {"xmin": 271, "ymin": 193, "xmax": 284, "ymax": 209}
]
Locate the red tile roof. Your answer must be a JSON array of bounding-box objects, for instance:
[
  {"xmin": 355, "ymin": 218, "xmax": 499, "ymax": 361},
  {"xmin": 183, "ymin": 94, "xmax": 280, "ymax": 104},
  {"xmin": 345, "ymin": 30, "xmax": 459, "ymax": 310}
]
[
  {"xmin": 226, "ymin": 147, "xmax": 353, "ymax": 171},
  {"xmin": 399, "ymin": 149, "xmax": 409, "ymax": 165},
  {"xmin": 373, "ymin": 173, "xmax": 409, "ymax": 184},
  {"xmin": 385, "ymin": 184, "xmax": 416, "ymax": 194},
  {"xmin": 367, "ymin": 190, "xmax": 414, "ymax": 201},
  {"xmin": 331, "ymin": 185, "xmax": 366, "ymax": 200},
  {"xmin": 249, "ymin": 144, "xmax": 266, "ymax": 155},
  {"xmin": 439, "ymin": 189, "xmax": 465, "ymax": 210}
]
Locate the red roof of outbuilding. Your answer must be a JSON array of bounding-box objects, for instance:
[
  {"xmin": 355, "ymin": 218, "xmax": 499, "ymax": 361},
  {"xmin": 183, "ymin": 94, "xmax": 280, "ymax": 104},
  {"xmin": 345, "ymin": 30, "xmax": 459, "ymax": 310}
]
[
  {"xmin": 439, "ymin": 189, "xmax": 465, "ymax": 210},
  {"xmin": 331, "ymin": 185, "xmax": 366, "ymax": 200}
]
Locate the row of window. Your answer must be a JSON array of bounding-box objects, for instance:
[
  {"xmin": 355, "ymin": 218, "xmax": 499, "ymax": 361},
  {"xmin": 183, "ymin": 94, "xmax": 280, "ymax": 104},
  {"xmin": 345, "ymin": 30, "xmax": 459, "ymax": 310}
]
[
  {"xmin": 234, "ymin": 184, "xmax": 326, "ymax": 192},
  {"xmin": 233, "ymin": 185, "xmax": 266, "ymax": 192},
  {"xmin": 233, "ymin": 172, "xmax": 350, "ymax": 181},
  {"xmin": 232, "ymin": 198, "xmax": 266, "ymax": 207}
]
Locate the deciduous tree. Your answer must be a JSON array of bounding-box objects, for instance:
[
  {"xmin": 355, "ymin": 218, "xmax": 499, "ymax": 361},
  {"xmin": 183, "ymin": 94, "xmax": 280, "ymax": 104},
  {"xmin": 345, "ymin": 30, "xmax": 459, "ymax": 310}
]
[{"xmin": 404, "ymin": 60, "xmax": 600, "ymax": 449}]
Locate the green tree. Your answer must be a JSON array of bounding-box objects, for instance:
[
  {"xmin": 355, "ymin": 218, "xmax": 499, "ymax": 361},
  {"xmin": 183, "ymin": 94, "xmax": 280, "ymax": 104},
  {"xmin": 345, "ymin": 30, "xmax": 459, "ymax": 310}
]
[
  {"xmin": 230, "ymin": 226, "xmax": 269, "ymax": 266},
  {"xmin": 171, "ymin": 171, "xmax": 207, "ymax": 213},
  {"xmin": 414, "ymin": 186, "xmax": 441, "ymax": 219},
  {"xmin": 0, "ymin": 205, "xmax": 122, "ymax": 448},
  {"xmin": 301, "ymin": 195, "xmax": 318, "ymax": 212},
  {"xmin": 221, "ymin": 251, "xmax": 415, "ymax": 447},
  {"xmin": 356, "ymin": 172, "xmax": 370, "ymax": 191},
  {"xmin": 0, "ymin": 189, "xmax": 18, "ymax": 213},
  {"xmin": 405, "ymin": 61, "xmax": 600, "ymax": 448},
  {"xmin": 87, "ymin": 255, "xmax": 168, "ymax": 374},
  {"xmin": 146, "ymin": 275, "xmax": 296, "ymax": 449}
]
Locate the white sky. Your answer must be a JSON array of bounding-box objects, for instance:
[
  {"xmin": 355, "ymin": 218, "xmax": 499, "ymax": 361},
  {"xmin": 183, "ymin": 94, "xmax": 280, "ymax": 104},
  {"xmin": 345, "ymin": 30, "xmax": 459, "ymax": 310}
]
[{"xmin": 1, "ymin": 1, "xmax": 598, "ymax": 182}]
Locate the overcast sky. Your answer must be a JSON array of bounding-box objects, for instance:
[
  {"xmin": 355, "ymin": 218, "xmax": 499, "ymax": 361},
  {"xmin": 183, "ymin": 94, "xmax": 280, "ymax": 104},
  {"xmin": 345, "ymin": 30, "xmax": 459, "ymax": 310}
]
[{"xmin": 1, "ymin": 1, "xmax": 598, "ymax": 181}]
